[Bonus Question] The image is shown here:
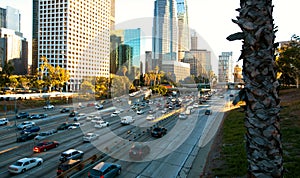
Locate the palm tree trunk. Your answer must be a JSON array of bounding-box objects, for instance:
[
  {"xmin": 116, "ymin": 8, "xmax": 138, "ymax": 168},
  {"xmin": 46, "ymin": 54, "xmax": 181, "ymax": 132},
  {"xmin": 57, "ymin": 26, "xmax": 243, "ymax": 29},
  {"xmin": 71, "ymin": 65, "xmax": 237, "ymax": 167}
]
[{"xmin": 228, "ymin": 0, "xmax": 283, "ymax": 177}]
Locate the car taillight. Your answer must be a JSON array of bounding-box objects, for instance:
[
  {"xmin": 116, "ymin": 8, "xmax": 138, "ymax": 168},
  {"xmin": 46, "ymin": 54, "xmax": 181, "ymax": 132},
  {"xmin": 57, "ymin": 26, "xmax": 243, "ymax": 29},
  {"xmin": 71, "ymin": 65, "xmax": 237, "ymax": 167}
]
[
  {"xmin": 88, "ymin": 172, "xmax": 90, "ymax": 176},
  {"xmin": 33, "ymin": 147, "xmax": 40, "ymax": 152},
  {"xmin": 100, "ymin": 175, "xmax": 104, "ymax": 178}
]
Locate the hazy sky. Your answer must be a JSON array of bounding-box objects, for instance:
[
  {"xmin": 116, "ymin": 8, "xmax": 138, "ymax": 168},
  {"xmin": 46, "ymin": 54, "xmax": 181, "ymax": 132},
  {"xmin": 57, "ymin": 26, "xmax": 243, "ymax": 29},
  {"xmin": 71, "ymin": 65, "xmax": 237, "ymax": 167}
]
[{"xmin": 1, "ymin": 0, "xmax": 300, "ymax": 73}]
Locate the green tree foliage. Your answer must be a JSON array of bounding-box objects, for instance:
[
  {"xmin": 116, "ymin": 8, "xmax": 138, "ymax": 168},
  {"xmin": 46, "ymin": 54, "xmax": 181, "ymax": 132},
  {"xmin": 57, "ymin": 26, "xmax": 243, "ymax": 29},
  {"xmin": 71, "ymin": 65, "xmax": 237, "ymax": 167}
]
[
  {"xmin": 110, "ymin": 74, "xmax": 131, "ymax": 97},
  {"xmin": 80, "ymin": 80, "xmax": 95, "ymax": 94},
  {"xmin": 276, "ymin": 34, "xmax": 300, "ymax": 86},
  {"xmin": 0, "ymin": 61, "xmax": 14, "ymax": 87}
]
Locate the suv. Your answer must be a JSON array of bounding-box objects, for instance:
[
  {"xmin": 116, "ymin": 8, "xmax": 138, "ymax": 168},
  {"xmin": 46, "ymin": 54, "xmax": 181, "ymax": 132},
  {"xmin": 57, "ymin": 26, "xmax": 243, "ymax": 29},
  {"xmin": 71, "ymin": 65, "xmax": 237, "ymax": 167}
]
[
  {"xmin": 88, "ymin": 162, "xmax": 121, "ymax": 178},
  {"xmin": 59, "ymin": 149, "xmax": 84, "ymax": 162},
  {"xmin": 0, "ymin": 118, "xmax": 9, "ymax": 126},
  {"xmin": 57, "ymin": 159, "xmax": 81, "ymax": 175},
  {"xmin": 16, "ymin": 112, "xmax": 29, "ymax": 119}
]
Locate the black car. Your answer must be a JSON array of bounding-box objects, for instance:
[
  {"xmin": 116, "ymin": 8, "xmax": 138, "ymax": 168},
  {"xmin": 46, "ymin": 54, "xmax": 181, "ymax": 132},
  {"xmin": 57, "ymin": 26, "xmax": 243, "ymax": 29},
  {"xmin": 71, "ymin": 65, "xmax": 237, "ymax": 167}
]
[
  {"xmin": 57, "ymin": 123, "xmax": 72, "ymax": 130},
  {"xmin": 16, "ymin": 133, "xmax": 38, "ymax": 142},
  {"xmin": 88, "ymin": 162, "xmax": 121, "ymax": 178},
  {"xmin": 151, "ymin": 127, "xmax": 167, "ymax": 138},
  {"xmin": 129, "ymin": 143, "xmax": 150, "ymax": 160},
  {"xmin": 16, "ymin": 112, "xmax": 29, "ymax": 119},
  {"xmin": 20, "ymin": 126, "xmax": 40, "ymax": 134},
  {"xmin": 69, "ymin": 111, "xmax": 79, "ymax": 117},
  {"xmin": 57, "ymin": 159, "xmax": 81, "ymax": 175},
  {"xmin": 205, "ymin": 109, "xmax": 212, "ymax": 115},
  {"xmin": 60, "ymin": 108, "xmax": 70, "ymax": 113}
]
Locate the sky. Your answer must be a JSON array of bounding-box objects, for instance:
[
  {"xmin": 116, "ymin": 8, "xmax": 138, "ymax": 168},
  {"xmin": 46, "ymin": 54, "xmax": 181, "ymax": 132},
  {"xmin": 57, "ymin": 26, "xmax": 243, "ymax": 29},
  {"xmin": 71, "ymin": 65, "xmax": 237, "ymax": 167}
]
[{"xmin": 1, "ymin": 0, "xmax": 300, "ymax": 74}]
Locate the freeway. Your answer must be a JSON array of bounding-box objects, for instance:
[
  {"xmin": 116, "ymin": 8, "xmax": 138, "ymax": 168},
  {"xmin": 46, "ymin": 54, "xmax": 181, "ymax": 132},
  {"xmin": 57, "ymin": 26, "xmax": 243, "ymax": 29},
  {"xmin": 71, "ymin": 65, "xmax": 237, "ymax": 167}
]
[{"xmin": 0, "ymin": 91, "xmax": 231, "ymax": 178}]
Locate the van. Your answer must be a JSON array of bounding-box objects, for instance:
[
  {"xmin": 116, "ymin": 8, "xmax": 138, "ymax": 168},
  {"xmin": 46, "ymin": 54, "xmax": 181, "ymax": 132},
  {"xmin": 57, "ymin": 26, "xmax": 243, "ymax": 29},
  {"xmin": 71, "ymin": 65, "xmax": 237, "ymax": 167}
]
[{"xmin": 121, "ymin": 116, "xmax": 135, "ymax": 125}]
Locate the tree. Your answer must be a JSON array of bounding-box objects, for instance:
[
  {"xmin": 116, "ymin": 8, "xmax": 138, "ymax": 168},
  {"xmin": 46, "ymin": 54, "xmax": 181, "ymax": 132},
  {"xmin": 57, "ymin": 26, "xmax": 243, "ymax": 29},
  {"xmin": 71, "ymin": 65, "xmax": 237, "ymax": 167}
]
[
  {"xmin": 0, "ymin": 61, "xmax": 14, "ymax": 87},
  {"xmin": 227, "ymin": 0, "xmax": 283, "ymax": 177},
  {"xmin": 80, "ymin": 80, "xmax": 95, "ymax": 94}
]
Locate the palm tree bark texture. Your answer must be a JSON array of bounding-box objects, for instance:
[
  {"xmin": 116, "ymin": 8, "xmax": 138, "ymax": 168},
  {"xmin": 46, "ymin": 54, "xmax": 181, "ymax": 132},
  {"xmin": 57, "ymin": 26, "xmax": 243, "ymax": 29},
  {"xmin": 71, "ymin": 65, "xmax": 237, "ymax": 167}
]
[{"xmin": 227, "ymin": 0, "xmax": 283, "ymax": 177}]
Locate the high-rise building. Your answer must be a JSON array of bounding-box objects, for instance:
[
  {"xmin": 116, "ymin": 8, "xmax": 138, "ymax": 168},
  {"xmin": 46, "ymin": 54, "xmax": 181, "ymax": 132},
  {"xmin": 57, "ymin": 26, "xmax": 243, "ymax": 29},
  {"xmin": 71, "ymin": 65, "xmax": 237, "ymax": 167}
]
[
  {"xmin": 152, "ymin": 0, "xmax": 178, "ymax": 62},
  {"xmin": 0, "ymin": 6, "xmax": 21, "ymax": 33},
  {"xmin": 32, "ymin": 0, "xmax": 111, "ymax": 91},
  {"xmin": 111, "ymin": 28, "xmax": 141, "ymax": 75},
  {"xmin": 110, "ymin": 0, "xmax": 115, "ymax": 30},
  {"xmin": 190, "ymin": 30, "xmax": 198, "ymax": 50},
  {"xmin": 176, "ymin": 0, "xmax": 189, "ymax": 61},
  {"xmin": 218, "ymin": 52, "xmax": 234, "ymax": 83},
  {"xmin": 184, "ymin": 49, "xmax": 210, "ymax": 77}
]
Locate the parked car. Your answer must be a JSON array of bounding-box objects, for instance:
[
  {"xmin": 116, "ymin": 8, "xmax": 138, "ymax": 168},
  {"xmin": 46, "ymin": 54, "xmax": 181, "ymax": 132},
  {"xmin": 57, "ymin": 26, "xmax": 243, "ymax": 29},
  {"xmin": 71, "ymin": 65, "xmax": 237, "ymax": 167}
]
[
  {"xmin": 17, "ymin": 121, "xmax": 36, "ymax": 130},
  {"xmin": 57, "ymin": 123, "xmax": 73, "ymax": 130},
  {"xmin": 34, "ymin": 129, "xmax": 57, "ymax": 140},
  {"xmin": 33, "ymin": 140, "xmax": 59, "ymax": 152},
  {"xmin": 60, "ymin": 108, "xmax": 70, "ymax": 113},
  {"xmin": 205, "ymin": 109, "xmax": 212, "ymax": 115},
  {"xmin": 16, "ymin": 112, "xmax": 29, "ymax": 119},
  {"xmin": 94, "ymin": 120, "xmax": 109, "ymax": 128},
  {"xmin": 17, "ymin": 133, "xmax": 38, "ymax": 142},
  {"xmin": 0, "ymin": 118, "xmax": 9, "ymax": 126},
  {"xmin": 87, "ymin": 162, "xmax": 121, "ymax": 178},
  {"xmin": 57, "ymin": 159, "xmax": 81, "ymax": 175},
  {"xmin": 20, "ymin": 125, "xmax": 40, "ymax": 134},
  {"xmin": 8, "ymin": 157, "xmax": 43, "ymax": 174},
  {"xmin": 83, "ymin": 133, "xmax": 99, "ymax": 142},
  {"xmin": 129, "ymin": 143, "xmax": 150, "ymax": 160},
  {"xmin": 151, "ymin": 126, "xmax": 167, "ymax": 138},
  {"xmin": 43, "ymin": 104, "xmax": 54, "ymax": 110},
  {"xmin": 59, "ymin": 149, "xmax": 84, "ymax": 162}
]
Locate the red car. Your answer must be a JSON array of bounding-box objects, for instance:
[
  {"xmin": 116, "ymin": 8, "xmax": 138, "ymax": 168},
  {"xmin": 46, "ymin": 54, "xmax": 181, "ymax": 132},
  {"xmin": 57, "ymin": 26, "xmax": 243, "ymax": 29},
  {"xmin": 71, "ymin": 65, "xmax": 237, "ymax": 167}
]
[{"xmin": 33, "ymin": 140, "xmax": 59, "ymax": 152}]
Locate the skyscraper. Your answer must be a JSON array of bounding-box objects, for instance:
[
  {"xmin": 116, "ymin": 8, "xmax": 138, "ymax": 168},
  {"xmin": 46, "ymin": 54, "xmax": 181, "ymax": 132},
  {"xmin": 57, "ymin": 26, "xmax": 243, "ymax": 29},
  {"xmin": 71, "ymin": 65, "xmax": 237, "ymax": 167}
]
[
  {"xmin": 32, "ymin": 0, "xmax": 111, "ymax": 91},
  {"xmin": 152, "ymin": 0, "xmax": 178, "ymax": 62},
  {"xmin": 0, "ymin": 6, "xmax": 21, "ymax": 33},
  {"xmin": 176, "ymin": 0, "xmax": 190, "ymax": 61},
  {"xmin": 218, "ymin": 52, "xmax": 234, "ymax": 83}
]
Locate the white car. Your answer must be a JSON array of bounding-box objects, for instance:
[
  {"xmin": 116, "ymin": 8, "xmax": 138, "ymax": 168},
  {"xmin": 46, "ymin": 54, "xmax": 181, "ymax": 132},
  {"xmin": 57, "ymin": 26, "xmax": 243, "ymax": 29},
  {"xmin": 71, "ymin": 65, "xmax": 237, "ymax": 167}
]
[
  {"xmin": 43, "ymin": 104, "xmax": 54, "ymax": 110},
  {"xmin": 193, "ymin": 103, "xmax": 199, "ymax": 108},
  {"xmin": 68, "ymin": 123, "xmax": 81, "ymax": 129},
  {"xmin": 94, "ymin": 120, "xmax": 109, "ymax": 128},
  {"xmin": 179, "ymin": 113, "xmax": 187, "ymax": 119},
  {"xmin": 146, "ymin": 115, "xmax": 155, "ymax": 121},
  {"xmin": 161, "ymin": 108, "xmax": 168, "ymax": 114},
  {"xmin": 73, "ymin": 113, "xmax": 86, "ymax": 121},
  {"xmin": 8, "ymin": 157, "xmax": 43, "ymax": 174},
  {"xmin": 34, "ymin": 129, "xmax": 56, "ymax": 140},
  {"xmin": 136, "ymin": 109, "xmax": 145, "ymax": 115},
  {"xmin": 91, "ymin": 116, "xmax": 103, "ymax": 123},
  {"xmin": 110, "ymin": 110, "xmax": 120, "ymax": 117},
  {"xmin": 17, "ymin": 121, "xmax": 36, "ymax": 130},
  {"xmin": 83, "ymin": 133, "xmax": 99, "ymax": 142},
  {"xmin": 0, "ymin": 118, "xmax": 9, "ymax": 126}
]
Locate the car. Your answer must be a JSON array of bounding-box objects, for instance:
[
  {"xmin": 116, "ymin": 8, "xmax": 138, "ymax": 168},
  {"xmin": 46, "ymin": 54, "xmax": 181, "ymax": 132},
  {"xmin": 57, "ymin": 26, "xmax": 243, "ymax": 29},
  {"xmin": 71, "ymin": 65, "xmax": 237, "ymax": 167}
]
[
  {"xmin": 91, "ymin": 116, "xmax": 103, "ymax": 123},
  {"xmin": 59, "ymin": 149, "xmax": 84, "ymax": 162},
  {"xmin": 8, "ymin": 157, "xmax": 43, "ymax": 174},
  {"xmin": 151, "ymin": 126, "xmax": 167, "ymax": 138},
  {"xmin": 136, "ymin": 109, "xmax": 145, "ymax": 115},
  {"xmin": 39, "ymin": 113, "xmax": 48, "ymax": 118},
  {"xmin": 33, "ymin": 140, "xmax": 59, "ymax": 152},
  {"xmin": 146, "ymin": 115, "xmax": 155, "ymax": 121},
  {"xmin": 88, "ymin": 162, "xmax": 121, "ymax": 178},
  {"xmin": 95, "ymin": 104, "xmax": 104, "ymax": 110},
  {"xmin": 110, "ymin": 110, "xmax": 120, "ymax": 117},
  {"xmin": 161, "ymin": 108, "xmax": 168, "ymax": 114},
  {"xmin": 57, "ymin": 123, "xmax": 73, "ymax": 130},
  {"xmin": 148, "ymin": 109, "xmax": 155, "ymax": 114},
  {"xmin": 129, "ymin": 143, "xmax": 150, "ymax": 160},
  {"xmin": 87, "ymin": 102, "xmax": 96, "ymax": 107},
  {"xmin": 193, "ymin": 103, "xmax": 199, "ymax": 108},
  {"xmin": 20, "ymin": 125, "xmax": 40, "ymax": 134},
  {"xmin": 120, "ymin": 116, "xmax": 135, "ymax": 125},
  {"xmin": 83, "ymin": 133, "xmax": 99, "ymax": 142},
  {"xmin": 74, "ymin": 113, "xmax": 86, "ymax": 121},
  {"xmin": 179, "ymin": 113, "xmax": 187, "ymax": 119},
  {"xmin": 34, "ymin": 129, "xmax": 57, "ymax": 140},
  {"xmin": 60, "ymin": 108, "xmax": 71, "ymax": 113},
  {"xmin": 68, "ymin": 122, "xmax": 81, "ymax": 129},
  {"xmin": 57, "ymin": 159, "xmax": 81, "ymax": 175},
  {"xmin": 205, "ymin": 109, "xmax": 212, "ymax": 115},
  {"xmin": 28, "ymin": 114, "xmax": 40, "ymax": 119},
  {"xmin": 43, "ymin": 104, "xmax": 54, "ymax": 110},
  {"xmin": 0, "ymin": 118, "xmax": 9, "ymax": 125},
  {"xmin": 16, "ymin": 133, "xmax": 38, "ymax": 142},
  {"xmin": 16, "ymin": 112, "xmax": 29, "ymax": 119},
  {"xmin": 17, "ymin": 121, "xmax": 36, "ymax": 130},
  {"xmin": 69, "ymin": 111, "xmax": 79, "ymax": 117},
  {"xmin": 94, "ymin": 120, "xmax": 109, "ymax": 128}
]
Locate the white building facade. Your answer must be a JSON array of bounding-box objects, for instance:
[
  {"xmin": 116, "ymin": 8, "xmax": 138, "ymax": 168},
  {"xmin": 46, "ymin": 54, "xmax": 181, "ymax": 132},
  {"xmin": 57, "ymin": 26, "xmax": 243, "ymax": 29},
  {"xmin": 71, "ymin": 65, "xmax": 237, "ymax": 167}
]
[{"xmin": 35, "ymin": 0, "xmax": 111, "ymax": 91}]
